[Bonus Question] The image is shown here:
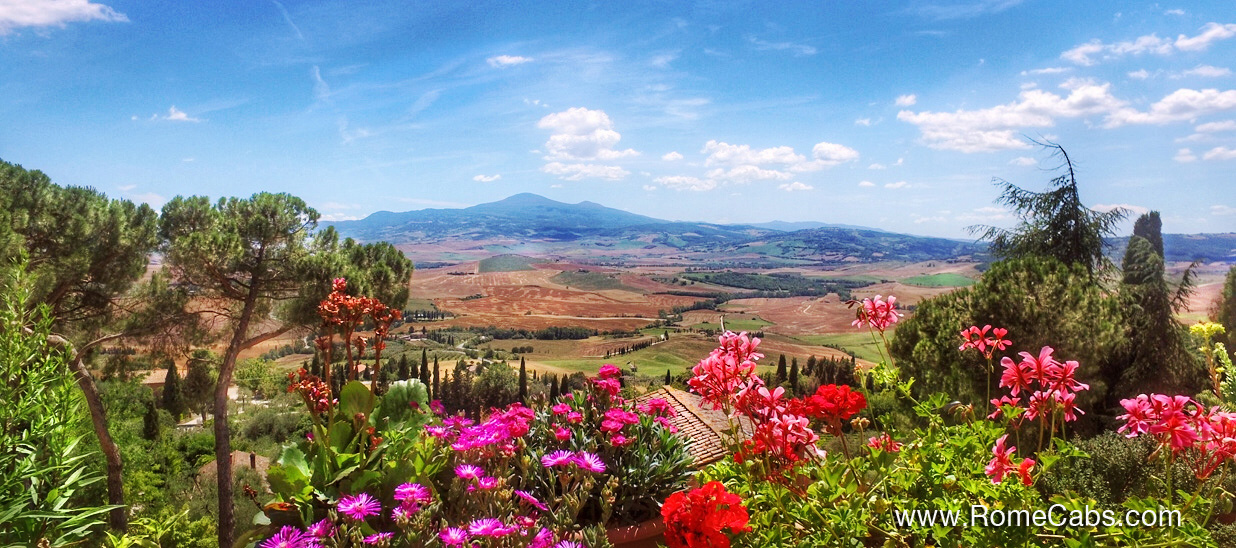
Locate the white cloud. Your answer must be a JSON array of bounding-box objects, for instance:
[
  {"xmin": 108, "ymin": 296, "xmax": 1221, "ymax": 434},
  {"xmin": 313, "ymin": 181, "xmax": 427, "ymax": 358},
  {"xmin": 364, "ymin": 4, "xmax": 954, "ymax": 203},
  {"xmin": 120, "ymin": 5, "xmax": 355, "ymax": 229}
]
[
  {"xmin": 319, "ymin": 213, "xmax": 362, "ymax": 222},
  {"xmin": 162, "ymin": 106, "xmax": 202, "ymax": 122},
  {"xmin": 1009, "ymin": 156, "xmax": 1037, "ymax": 166},
  {"xmin": 858, "ymin": 180, "xmax": 876, "ymax": 187},
  {"xmin": 472, "ymin": 174, "xmax": 501, "ymax": 182},
  {"xmin": 655, "ymin": 175, "xmax": 716, "ymax": 192},
  {"xmin": 541, "ymin": 162, "xmax": 629, "ymax": 181},
  {"xmin": 487, "ymin": 55, "xmax": 533, "ymax": 68},
  {"xmin": 1021, "ymin": 67, "xmax": 1070, "ymax": 76},
  {"xmin": 117, "ymin": 184, "xmax": 136, "ymax": 192},
  {"xmin": 650, "ymin": 53, "xmax": 677, "ymax": 68},
  {"xmin": 1175, "ymin": 22, "xmax": 1236, "ymax": 52},
  {"xmin": 810, "ymin": 141, "xmax": 860, "ymax": 166},
  {"xmin": 702, "ymin": 140, "xmax": 805, "ymax": 167},
  {"xmin": 1212, "ymin": 205, "xmax": 1236, "ymax": 215},
  {"xmin": 884, "ymin": 181, "xmax": 910, "ymax": 189},
  {"xmin": 642, "ymin": 185, "xmax": 658, "ymax": 191},
  {"xmin": 311, "ymin": 66, "xmax": 331, "ymax": 102},
  {"xmin": 914, "ymin": 216, "xmax": 947, "ymax": 224},
  {"xmin": 0, "ymin": 0, "xmax": 127, "ymax": 34},
  {"xmin": 1165, "ymin": 9, "xmax": 1186, "ymax": 16},
  {"xmin": 124, "ymin": 191, "xmax": 166, "ymax": 209},
  {"xmin": 1128, "ymin": 69, "xmax": 1152, "ymax": 80},
  {"xmin": 1092, "ymin": 203, "xmax": 1150, "ymax": 215},
  {"xmin": 1180, "ymin": 65, "xmax": 1233, "ymax": 78},
  {"xmin": 661, "ymin": 151, "xmax": 683, "ymax": 161},
  {"xmin": 897, "ymin": 79, "xmax": 1127, "ymax": 152},
  {"xmin": 538, "ymin": 107, "xmax": 638, "ymax": 161},
  {"xmin": 1173, "ymin": 148, "xmax": 1198, "ymax": 162},
  {"xmin": 705, "ymin": 165, "xmax": 791, "ymax": 183},
  {"xmin": 1105, "ymin": 88, "xmax": 1236, "ymax": 127},
  {"xmin": 868, "ymin": 163, "xmax": 886, "ymax": 170},
  {"xmin": 748, "ymin": 36, "xmax": 816, "ymax": 56},
  {"xmin": 855, "ymin": 118, "xmax": 872, "ymax": 126},
  {"xmin": 1062, "ymin": 23, "xmax": 1236, "ymax": 65},
  {"xmin": 1203, "ymin": 146, "xmax": 1236, "ymax": 160},
  {"xmin": 778, "ymin": 182, "xmax": 813, "ymax": 192},
  {"xmin": 1196, "ymin": 120, "xmax": 1236, "ymax": 132},
  {"xmin": 895, "ymin": 94, "xmax": 917, "ymax": 107}
]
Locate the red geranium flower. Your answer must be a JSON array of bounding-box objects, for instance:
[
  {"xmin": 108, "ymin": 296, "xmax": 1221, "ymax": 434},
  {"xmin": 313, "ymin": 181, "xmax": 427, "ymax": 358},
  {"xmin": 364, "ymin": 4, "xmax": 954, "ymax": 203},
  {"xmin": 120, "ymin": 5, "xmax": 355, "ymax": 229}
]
[{"xmin": 663, "ymin": 481, "xmax": 750, "ymax": 548}]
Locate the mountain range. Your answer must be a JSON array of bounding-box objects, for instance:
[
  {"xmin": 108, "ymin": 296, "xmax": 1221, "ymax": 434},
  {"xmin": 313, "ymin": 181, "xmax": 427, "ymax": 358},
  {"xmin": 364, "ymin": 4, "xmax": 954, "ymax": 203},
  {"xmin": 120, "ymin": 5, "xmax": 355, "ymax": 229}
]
[{"xmin": 327, "ymin": 193, "xmax": 1234, "ymax": 265}]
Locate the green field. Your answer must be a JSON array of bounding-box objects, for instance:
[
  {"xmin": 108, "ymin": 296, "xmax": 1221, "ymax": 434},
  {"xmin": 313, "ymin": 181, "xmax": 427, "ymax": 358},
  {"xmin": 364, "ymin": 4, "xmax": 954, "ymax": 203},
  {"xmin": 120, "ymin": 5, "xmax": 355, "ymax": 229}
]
[
  {"xmin": 550, "ymin": 270, "xmax": 636, "ymax": 291},
  {"xmin": 901, "ymin": 273, "xmax": 975, "ymax": 287},
  {"xmin": 689, "ymin": 316, "xmax": 773, "ymax": 332},
  {"xmin": 478, "ymin": 254, "xmax": 540, "ymax": 273},
  {"xmin": 793, "ymin": 332, "xmax": 887, "ymax": 363}
]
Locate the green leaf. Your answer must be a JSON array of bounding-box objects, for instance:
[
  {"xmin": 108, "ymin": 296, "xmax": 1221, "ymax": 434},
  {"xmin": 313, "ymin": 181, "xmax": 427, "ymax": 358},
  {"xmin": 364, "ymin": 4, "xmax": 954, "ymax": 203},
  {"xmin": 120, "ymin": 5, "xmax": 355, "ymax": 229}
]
[{"xmin": 339, "ymin": 380, "xmax": 375, "ymax": 419}]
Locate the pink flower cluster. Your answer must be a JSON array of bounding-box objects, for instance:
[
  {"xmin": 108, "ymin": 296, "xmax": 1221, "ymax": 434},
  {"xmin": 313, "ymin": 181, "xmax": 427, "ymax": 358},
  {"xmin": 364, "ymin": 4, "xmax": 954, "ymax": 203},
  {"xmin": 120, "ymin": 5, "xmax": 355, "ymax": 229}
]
[
  {"xmin": 427, "ymin": 404, "xmax": 535, "ymax": 456},
  {"xmin": 993, "ymin": 346, "xmax": 1088, "ymax": 423},
  {"xmin": 986, "ymin": 434, "xmax": 1035, "ymax": 486},
  {"xmin": 867, "ymin": 432, "xmax": 902, "ymax": 453},
  {"xmin": 601, "ymin": 408, "xmax": 641, "ymax": 446},
  {"xmin": 591, "ymin": 364, "xmax": 623, "ymax": 398},
  {"xmin": 638, "ymin": 397, "xmax": 679, "ymax": 433},
  {"xmin": 959, "ymin": 324, "xmax": 1011, "ymax": 360},
  {"xmin": 850, "ymin": 295, "xmax": 903, "ymax": 333},
  {"xmin": 688, "ymin": 331, "xmax": 763, "ymax": 412},
  {"xmin": 1118, "ymin": 394, "xmax": 1236, "ymax": 479}
]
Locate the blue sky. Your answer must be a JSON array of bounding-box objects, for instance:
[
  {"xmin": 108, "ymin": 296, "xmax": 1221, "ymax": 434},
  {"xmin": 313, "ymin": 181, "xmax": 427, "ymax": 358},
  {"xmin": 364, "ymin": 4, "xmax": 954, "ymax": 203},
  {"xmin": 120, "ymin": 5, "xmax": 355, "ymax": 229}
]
[{"xmin": 1, "ymin": 0, "xmax": 1234, "ymax": 238}]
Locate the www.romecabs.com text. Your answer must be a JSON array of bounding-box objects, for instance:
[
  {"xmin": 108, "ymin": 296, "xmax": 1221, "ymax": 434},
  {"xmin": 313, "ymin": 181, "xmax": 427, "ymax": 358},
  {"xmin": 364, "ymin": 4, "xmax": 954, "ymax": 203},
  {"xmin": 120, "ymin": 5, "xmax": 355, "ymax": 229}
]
[{"xmin": 894, "ymin": 505, "xmax": 1181, "ymax": 528}]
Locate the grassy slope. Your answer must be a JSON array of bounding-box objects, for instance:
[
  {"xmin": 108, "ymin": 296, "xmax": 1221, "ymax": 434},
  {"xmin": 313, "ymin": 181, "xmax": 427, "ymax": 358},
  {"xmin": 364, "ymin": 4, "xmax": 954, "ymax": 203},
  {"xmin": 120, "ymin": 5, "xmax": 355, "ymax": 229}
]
[
  {"xmin": 901, "ymin": 273, "xmax": 975, "ymax": 287},
  {"xmin": 478, "ymin": 254, "xmax": 539, "ymax": 273}
]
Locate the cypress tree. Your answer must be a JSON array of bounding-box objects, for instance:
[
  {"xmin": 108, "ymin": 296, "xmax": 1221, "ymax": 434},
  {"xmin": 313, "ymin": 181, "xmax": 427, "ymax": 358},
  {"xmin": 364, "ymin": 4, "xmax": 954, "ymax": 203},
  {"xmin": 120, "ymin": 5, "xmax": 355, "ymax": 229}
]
[
  {"xmin": 142, "ymin": 398, "xmax": 160, "ymax": 441},
  {"xmin": 161, "ymin": 359, "xmax": 184, "ymax": 421},
  {"xmin": 310, "ymin": 353, "xmax": 321, "ymax": 377},
  {"xmin": 518, "ymin": 357, "xmax": 528, "ymax": 403},
  {"xmin": 776, "ymin": 354, "xmax": 788, "ymax": 385},
  {"xmin": 665, "ymin": 369, "xmax": 672, "ymax": 386},
  {"xmin": 805, "ymin": 355, "xmax": 817, "ymax": 377},
  {"xmin": 398, "ymin": 354, "xmax": 410, "ymax": 381},
  {"xmin": 549, "ymin": 374, "xmax": 560, "ymax": 400},
  {"xmin": 789, "ymin": 357, "xmax": 800, "ymax": 393},
  {"xmin": 432, "ymin": 356, "xmax": 440, "ymax": 400},
  {"xmin": 420, "ymin": 349, "xmax": 430, "ymax": 386}
]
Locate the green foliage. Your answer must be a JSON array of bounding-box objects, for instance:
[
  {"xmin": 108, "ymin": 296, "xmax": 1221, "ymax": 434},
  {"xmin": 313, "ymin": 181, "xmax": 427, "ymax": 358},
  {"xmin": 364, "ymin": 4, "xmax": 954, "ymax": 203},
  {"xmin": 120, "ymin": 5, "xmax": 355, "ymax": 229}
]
[
  {"xmin": 902, "ymin": 273, "xmax": 976, "ymax": 288},
  {"xmin": 102, "ymin": 506, "xmax": 215, "ymax": 548},
  {"xmin": 0, "ymin": 159, "xmax": 158, "ymax": 328},
  {"xmin": 969, "ymin": 141, "xmax": 1126, "ymax": 276},
  {"xmin": 234, "ymin": 358, "xmax": 282, "ymax": 400},
  {"xmin": 892, "ymin": 256, "xmax": 1124, "ymax": 407},
  {"xmin": 0, "ymin": 265, "xmax": 116, "ymax": 545},
  {"xmin": 161, "ymin": 358, "xmax": 185, "ymax": 421},
  {"xmin": 1116, "ymin": 217, "xmax": 1203, "ymax": 397},
  {"xmin": 475, "ymin": 361, "xmax": 520, "ymax": 410},
  {"xmin": 1216, "ymin": 265, "xmax": 1236, "ymax": 364},
  {"xmin": 182, "ymin": 350, "xmax": 217, "ymax": 421}
]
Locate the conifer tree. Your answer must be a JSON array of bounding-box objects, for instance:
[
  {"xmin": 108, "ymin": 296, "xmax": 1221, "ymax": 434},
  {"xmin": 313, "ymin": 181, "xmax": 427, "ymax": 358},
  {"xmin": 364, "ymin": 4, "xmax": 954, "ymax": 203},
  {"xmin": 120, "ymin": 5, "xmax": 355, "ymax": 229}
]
[
  {"xmin": 518, "ymin": 357, "xmax": 528, "ymax": 403},
  {"xmin": 665, "ymin": 370, "xmax": 672, "ymax": 386},
  {"xmin": 805, "ymin": 355, "xmax": 817, "ymax": 377},
  {"xmin": 398, "ymin": 354, "xmax": 410, "ymax": 381},
  {"xmin": 776, "ymin": 354, "xmax": 788, "ymax": 385},
  {"xmin": 161, "ymin": 358, "xmax": 185, "ymax": 421},
  {"xmin": 420, "ymin": 348, "xmax": 430, "ymax": 386},
  {"xmin": 142, "ymin": 398, "xmax": 160, "ymax": 441},
  {"xmin": 549, "ymin": 374, "xmax": 560, "ymax": 400},
  {"xmin": 432, "ymin": 356, "xmax": 440, "ymax": 400},
  {"xmin": 789, "ymin": 357, "xmax": 800, "ymax": 393}
]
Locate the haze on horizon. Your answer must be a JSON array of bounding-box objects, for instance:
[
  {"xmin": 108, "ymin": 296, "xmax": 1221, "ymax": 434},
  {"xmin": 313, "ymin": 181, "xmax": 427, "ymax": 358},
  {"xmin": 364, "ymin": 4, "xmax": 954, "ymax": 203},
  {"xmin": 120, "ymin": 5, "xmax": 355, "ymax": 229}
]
[{"xmin": 2, "ymin": 0, "xmax": 1235, "ymax": 239}]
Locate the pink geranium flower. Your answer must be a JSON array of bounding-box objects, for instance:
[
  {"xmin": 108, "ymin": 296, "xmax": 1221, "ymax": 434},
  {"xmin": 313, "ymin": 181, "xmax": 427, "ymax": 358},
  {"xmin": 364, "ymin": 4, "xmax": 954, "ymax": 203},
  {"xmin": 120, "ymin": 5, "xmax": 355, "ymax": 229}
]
[
  {"xmin": 998, "ymin": 356, "xmax": 1033, "ymax": 397},
  {"xmin": 985, "ymin": 434, "xmax": 1017, "ymax": 483}
]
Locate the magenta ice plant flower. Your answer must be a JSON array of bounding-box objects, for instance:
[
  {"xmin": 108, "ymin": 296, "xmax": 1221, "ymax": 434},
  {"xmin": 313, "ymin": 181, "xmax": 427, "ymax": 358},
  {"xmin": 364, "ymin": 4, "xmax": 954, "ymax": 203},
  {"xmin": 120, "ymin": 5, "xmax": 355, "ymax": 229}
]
[
  {"xmin": 394, "ymin": 482, "xmax": 431, "ymax": 504},
  {"xmin": 439, "ymin": 527, "xmax": 469, "ymax": 546},
  {"xmin": 455, "ymin": 463, "xmax": 484, "ymax": 480},
  {"xmin": 575, "ymin": 451, "xmax": 607, "ymax": 473},
  {"xmin": 541, "ymin": 450, "xmax": 575, "ymax": 468},
  {"xmin": 260, "ymin": 526, "xmax": 314, "ymax": 548},
  {"xmin": 337, "ymin": 492, "xmax": 381, "ymax": 521},
  {"xmin": 362, "ymin": 532, "xmax": 393, "ymax": 545}
]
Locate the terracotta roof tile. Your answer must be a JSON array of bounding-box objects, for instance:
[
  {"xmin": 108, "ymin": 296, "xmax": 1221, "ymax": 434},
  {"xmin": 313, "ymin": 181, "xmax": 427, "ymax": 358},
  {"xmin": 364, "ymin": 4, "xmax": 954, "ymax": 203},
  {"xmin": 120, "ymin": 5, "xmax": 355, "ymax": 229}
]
[{"xmin": 636, "ymin": 386, "xmax": 748, "ymax": 467}]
